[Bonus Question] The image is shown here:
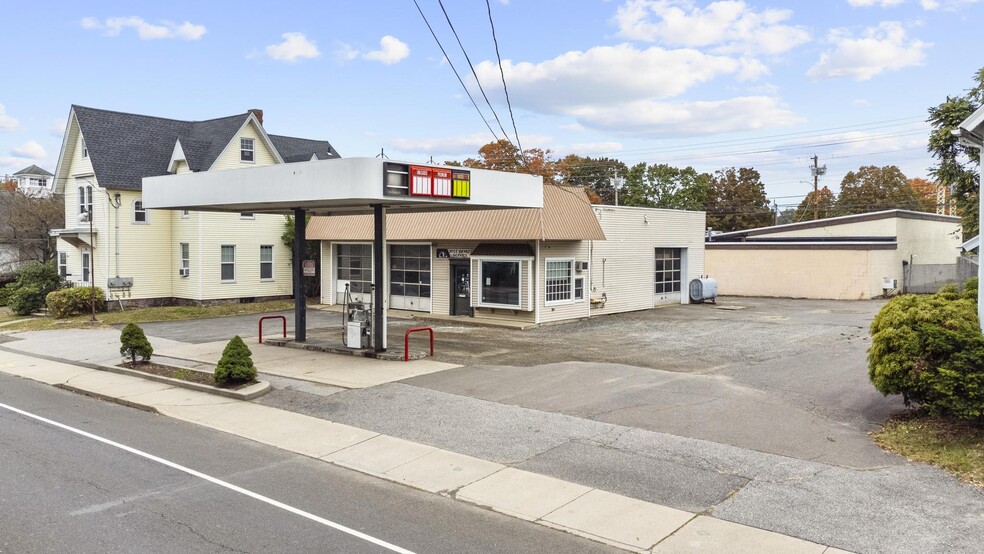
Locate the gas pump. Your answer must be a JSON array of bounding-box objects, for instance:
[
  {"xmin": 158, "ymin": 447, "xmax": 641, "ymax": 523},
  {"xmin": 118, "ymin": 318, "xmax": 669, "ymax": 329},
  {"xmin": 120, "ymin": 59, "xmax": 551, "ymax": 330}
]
[{"xmin": 342, "ymin": 283, "xmax": 372, "ymax": 349}]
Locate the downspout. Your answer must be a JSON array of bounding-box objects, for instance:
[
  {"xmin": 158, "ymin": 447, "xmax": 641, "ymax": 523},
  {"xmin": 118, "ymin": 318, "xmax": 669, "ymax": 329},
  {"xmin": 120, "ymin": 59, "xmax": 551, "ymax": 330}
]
[{"xmin": 197, "ymin": 212, "xmax": 203, "ymax": 301}]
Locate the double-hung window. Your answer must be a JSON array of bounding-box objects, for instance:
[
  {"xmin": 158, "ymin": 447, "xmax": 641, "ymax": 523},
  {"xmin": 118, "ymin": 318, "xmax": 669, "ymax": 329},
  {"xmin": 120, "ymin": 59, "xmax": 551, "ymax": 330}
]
[
  {"xmin": 260, "ymin": 245, "xmax": 274, "ymax": 280},
  {"xmin": 133, "ymin": 199, "xmax": 148, "ymax": 223},
  {"xmin": 545, "ymin": 259, "xmax": 574, "ymax": 303},
  {"xmin": 221, "ymin": 245, "xmax": 236, "ymax": 282},
  {"xmin": 81, "ymin": 250, "xmax": 91, "ymax": 283},
  {"xmin": 240, "ymin": 138, "xmax": 254, "ymax": 162},
  {"xmin": 78, "ymin": 185, "xmax": 92, "ymax": 216},
  {"xmin": 81, "ymin": 137, "xmax": 88, "ymax": 158},
  {"xmin": 179, "ymin": 243, "xmax": 190, "ymax": 277},
  {"xmin": 58, "ymin": 252, "xmax": 68, "ymax": 278}
]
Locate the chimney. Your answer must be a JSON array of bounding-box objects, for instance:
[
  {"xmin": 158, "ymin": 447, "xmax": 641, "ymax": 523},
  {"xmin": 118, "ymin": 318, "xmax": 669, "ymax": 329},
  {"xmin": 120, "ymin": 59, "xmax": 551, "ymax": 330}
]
[{"xmin": 248, "ymin": 108, "xmax": 264, "ymax": 125}]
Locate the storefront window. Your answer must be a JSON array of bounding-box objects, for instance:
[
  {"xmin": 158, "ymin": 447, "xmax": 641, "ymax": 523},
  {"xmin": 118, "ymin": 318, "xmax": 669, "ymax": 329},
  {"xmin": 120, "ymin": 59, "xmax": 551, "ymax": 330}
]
[{"xmin": 480, "ymin": 260, "xmax": 520, "ymax": 307}]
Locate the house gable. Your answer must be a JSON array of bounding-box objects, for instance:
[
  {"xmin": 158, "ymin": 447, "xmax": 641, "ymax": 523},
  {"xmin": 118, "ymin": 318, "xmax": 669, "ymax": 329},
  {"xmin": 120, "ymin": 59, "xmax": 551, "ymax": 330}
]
[{"xmin": 208, "ymin": 115, "xmax": 284, "ymax": 171}]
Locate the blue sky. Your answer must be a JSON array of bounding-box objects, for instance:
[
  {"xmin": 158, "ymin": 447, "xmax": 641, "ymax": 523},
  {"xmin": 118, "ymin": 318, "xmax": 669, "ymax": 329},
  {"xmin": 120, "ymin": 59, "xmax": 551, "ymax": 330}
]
[{"xmin": 1, "ymin": 0, "xmax": 981, "ymax": 210}]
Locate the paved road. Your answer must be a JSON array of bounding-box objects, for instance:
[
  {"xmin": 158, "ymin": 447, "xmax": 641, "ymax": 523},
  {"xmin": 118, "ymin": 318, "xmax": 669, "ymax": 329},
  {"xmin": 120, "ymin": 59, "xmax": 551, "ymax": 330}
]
[{"xmin": 0, "ymin": 373, "xmax": 616, "ymax": 554}]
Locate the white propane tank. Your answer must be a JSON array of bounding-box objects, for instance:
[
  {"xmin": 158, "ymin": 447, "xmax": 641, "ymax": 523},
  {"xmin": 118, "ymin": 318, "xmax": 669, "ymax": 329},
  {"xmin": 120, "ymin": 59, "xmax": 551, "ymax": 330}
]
[{"xmin": 688, "ymin": 277, "xmax": 718, "ymax": 303}]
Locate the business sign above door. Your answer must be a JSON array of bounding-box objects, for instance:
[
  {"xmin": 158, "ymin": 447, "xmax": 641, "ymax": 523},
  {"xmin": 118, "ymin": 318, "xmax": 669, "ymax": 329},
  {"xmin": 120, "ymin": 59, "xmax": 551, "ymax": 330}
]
[{"xmin": 384, "ymin": 162, "xmax": 470, "ymax": 200}]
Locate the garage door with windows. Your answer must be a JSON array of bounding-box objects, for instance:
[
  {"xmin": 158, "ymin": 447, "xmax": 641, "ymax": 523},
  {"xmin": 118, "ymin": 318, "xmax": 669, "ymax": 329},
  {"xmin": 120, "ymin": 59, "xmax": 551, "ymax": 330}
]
[
  {"xmin": 390, "ymin": 244, "xmax": 431, "ymax": 312},
  {"xmin": 654, "ymin": 248, "xmax": 683, "ymax": 305}
]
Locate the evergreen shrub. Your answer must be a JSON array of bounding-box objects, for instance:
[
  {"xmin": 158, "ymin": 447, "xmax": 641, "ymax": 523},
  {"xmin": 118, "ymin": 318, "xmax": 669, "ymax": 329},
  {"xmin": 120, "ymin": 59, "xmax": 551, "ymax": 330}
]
[
  {"xmin": 120, "ymin": 323, "xmax": 154, "ymax": 363},
  {"xmin": 46, "ymin": 287, "xmax": 106, "ymax": 318},
  {"xmin": 214, "ymin": 335, "xmax": 256, "ymax": 385},
  {"xmin": 868, "ymin": 292, "xmax": 984, "ymax": 420}
]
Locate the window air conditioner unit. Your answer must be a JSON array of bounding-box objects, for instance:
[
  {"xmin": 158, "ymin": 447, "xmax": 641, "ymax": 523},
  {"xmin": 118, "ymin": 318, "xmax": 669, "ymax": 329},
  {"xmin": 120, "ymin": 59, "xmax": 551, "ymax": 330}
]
[
  {"xmin": 179, "ymin": 268, "xmax": 190, "ymax": 278},
  {"xmin": 575, "ymin": 261, "xmax": 589, "ymax": 272}
]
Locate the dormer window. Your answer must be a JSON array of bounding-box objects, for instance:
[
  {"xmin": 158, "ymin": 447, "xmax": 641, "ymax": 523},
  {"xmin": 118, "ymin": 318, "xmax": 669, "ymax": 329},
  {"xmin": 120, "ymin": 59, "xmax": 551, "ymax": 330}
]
[
  {"xmin": 81, "ymin": 137, "xmax": 88, "ymax": 158},
  {"xmin": 240, "ymin": 138, "xmax": 254, "ymax": 162}
]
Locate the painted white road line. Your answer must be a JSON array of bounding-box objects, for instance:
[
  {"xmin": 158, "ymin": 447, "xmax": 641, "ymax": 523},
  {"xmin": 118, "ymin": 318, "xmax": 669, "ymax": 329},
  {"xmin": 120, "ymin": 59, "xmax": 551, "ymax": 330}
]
[{"xmin": 0, "ymin": 401, "xmax": 416, "ymax": 554}]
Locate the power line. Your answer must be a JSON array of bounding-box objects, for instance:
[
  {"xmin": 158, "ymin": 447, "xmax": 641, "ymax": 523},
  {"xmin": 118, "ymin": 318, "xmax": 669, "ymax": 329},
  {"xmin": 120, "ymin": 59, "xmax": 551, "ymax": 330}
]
[
  {"xmin": 485, "ymin": 0, "xmax": 522, "ymax": 155},
  {"xmin": 436, "ymin": 0, "xmax": 514, "ymax": 148},
  {"xmin": 411, "ymin": 0, "xmax": 500, "ymax": 142}
]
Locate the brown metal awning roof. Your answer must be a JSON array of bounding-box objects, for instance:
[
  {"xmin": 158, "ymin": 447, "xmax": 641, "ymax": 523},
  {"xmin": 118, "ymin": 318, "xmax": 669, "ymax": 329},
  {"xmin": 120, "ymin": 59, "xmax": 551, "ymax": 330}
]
[{"xmin": 307, "ymin": 184, "xmax": 605, "ymax": 242}]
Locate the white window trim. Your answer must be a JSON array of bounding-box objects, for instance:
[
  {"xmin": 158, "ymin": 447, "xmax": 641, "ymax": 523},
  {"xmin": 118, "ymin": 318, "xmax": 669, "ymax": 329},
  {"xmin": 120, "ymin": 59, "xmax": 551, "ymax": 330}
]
[
  {"xmin": 78, "ymin": 185, "xmax": 92, "ymax": 216},
  {"xmin": 334, "ymin": 242, "xmax": 374, "ymax": 299},
  {"xmin": 220, "ymin": 245, "xmax": 236, "ymax": 283},
  {"xmin": 475, "ymin": 256, "xmax": 527, "ymax": 310},
  {"xmin": 544, "ymin": 257, "xmax": 575, "ymax": 305},
  {"xmin": 180, "ymin": 209, "xmax": 190, "ymax": 219},
  {"xmin": 132, "ymin": 198, "xmax": 149, "ymax": 224},
  {"xmin": 81, "ymin": 137, "xmax": 88, "ymax": 158},
  {"xmin": 240, "ymin": 212, "xmax": 255, "ymax": 220},
  {"xmin": 81, "ymin": 249, "xmax": 91, "ymax": 284},
  {"xmin": 58, "ymin": 252, "xmax": 69, "ymax": 278},
  {"xmin": 259, "ymin": 245, "xmax": 275, "ymax": 282},
  {"xmin": 240, "ymin": 137, "xmax": 255, "ymax": 164},
  {"xmin": 179, "ymin": 243, "xmax": 190, "ymax": 277},
  {"xmin": 574, "ymin": 276, "xmax": 585, "ymax": 302}
]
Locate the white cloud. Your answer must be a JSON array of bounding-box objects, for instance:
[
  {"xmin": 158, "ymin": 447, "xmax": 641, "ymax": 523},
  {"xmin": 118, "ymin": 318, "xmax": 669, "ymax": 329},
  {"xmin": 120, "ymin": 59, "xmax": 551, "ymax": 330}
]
[
  {"xmin": 613, "ymin": 0, "xmax": 810, "ymax": 56},
  {"xmin": 337, "ymin": 36, "xmax": 411, "ymax": 65},
  {"xmin": 11, "ymin": 140, "xmax": 46, "ymax": 159},
  {"xmin": 567, "ymin": 96, "xmax": 803, "ymax": 137},
  {"xmin": 474, "ymin": 44, "xmax": 762, "ymax": 112},
  {"xmin": 363, "ymin": 36, "xmax": 410, "ymax": 65},
  {"xmin": 807, "ymin": 21, "xmax": 930, "ymax": 81},
  {"xmin": 0, "ymin": 103, "xmax": 21, "ymax": 132},
  {"xmin": 265, "ymin": 32, "xmax": 320, "ymax": 62},
  {"xmin": 847, "ymin": 0, "xmax": 905, "ymax": 6},
  {"xmin": 81, "ymin": 16, "xmax": 206, "ymax": 40},
  {"xmin": 920, "ymin": 0, "xmax": 980, "ymax": 8}
]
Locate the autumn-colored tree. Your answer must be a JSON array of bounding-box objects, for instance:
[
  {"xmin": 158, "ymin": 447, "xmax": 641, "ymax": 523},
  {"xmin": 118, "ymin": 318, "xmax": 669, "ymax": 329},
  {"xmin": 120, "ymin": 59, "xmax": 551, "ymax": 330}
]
[
  {"xmin": 908, "ymin": 177, "xmax": 945, "ymax": 213},
  {"xmin": 619, "ymin": 163, "xmax": 710, "ymax": 211},
  {"xmin": 706, "ymin": 167, "xmax": 772, "ymax": 232},
  {"xmin": 835, "ymin": 165, "xmax": 921, "ymax": 216},
  {"xmin": 556, "ymin": 155, "xmax": 627, "ymax": 204},
  {"xmin": 794, "ymin": 186, "xmax": 837, "ymax": 221},
  {"xmin": 462, "ymin": 140, "xmax": 557, "ymax": 182},
  {"xmin": 928, "ymin": 67, "xmax": 984, "ymax": 236},
  {"xmin": 0, "ymin": 178, "xmax": 16, "ymax": 192}
]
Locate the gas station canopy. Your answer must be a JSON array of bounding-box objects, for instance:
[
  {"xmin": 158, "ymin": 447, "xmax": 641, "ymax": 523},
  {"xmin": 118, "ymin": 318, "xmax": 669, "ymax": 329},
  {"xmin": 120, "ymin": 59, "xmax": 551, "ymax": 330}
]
[
  {"xmin": 142, "ymin": 157, "xmax": 542, "ymax": 215},
  {"xmin": 142, "ymin": 156, "xmax": 543, "ymax": 353}
]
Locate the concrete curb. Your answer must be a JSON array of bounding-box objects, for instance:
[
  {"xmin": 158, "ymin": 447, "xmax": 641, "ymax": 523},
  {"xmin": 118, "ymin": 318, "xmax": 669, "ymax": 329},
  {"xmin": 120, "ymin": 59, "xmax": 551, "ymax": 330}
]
[{"xmin": 0, "ymin": 344, "xmax": 270, "ymax": 401}]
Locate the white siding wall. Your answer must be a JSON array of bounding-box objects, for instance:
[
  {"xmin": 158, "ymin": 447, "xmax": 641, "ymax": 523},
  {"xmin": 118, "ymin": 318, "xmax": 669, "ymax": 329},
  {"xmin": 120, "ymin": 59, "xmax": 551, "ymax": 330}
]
[
  {"xmin": 209, "ymin": 121, "xmax": 278, "ymax": 171},
  {"xmin": 432, "ymin": 241, "xmax": 478, "ymax": 316},
  {"xmin": 590, "ymin": 206, "xmax": 706, "ymax": 315}
]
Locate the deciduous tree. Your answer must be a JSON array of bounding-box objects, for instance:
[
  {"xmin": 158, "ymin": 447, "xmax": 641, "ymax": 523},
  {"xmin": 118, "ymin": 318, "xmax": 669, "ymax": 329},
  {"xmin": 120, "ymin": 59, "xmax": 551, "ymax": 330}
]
[
  {"xmin": 794, "ymin": 186, "xmax": 836, "ymax": 221},
  {"xmin": 0, "ymin": 189, "xmax": 64, "ymax": 272},
  {"xmin": 706, "ymin": 167, "xmax": 772, "ymax": 232},
  {"xmin": 835, "ymin": 165, "xmax": 920, "ymax": 215}
]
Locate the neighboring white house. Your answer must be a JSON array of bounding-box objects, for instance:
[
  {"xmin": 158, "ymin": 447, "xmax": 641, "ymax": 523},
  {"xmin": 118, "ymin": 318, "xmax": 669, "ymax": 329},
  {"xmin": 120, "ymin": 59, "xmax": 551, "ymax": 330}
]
[
  {"xmin": 705, "ymin": 210, "xmax": 962, "ymax": 299},
  {"xmin": 308, "ymin": 182, "xmax": 706, "ymax": 326},
  {"xmin": 12, "ymin": 164, "xmax": 54, "ymax": 197},
  {"xmin": 50, "ymin": 105, "xmax": 338, "ymax": 306}
]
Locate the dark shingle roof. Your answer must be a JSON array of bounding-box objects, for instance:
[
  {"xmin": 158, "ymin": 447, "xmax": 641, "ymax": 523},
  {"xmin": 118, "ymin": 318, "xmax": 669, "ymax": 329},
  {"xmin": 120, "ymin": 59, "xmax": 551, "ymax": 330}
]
[
  {"xmin": 269, "ymin": 134, "xmax": 340, "ymax": 163},
  {"xmin": 71, "ymin": 105, "xmax": 340, "ymax": 190},
  {"xmin": 13, "ymin": 164, "xmax": 53, "ymax": 176}
]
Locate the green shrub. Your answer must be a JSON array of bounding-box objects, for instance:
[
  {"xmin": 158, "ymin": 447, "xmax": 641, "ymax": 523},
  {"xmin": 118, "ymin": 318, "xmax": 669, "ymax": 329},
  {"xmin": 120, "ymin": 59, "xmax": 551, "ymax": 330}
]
[
  {"xmin": 8, "ymin": 285, "xmax": 44, "ymax": 315},
  {"xmin": 46, "ymin": 287, "xmax": 106, "ymax": 318},
  {"xmin": 868, "ymin": 293, "xmax": 984, "ymax": 420},
  {"xmin": 214, "ymin": 336, "xmax": 256, "ymax": 385},
  {"xmin": 120, "ymin": 323, "xmax": 153, "ymax": 363},
  {"xmin": 0, "ymin": 284, "xmax": 13, "ymax": 307},
  {"xmin": 4, "ymin": 261, "xmax": 65, "ymax": 314},
  {"xmin": 962, "ymin": 277, "xmax": 979, "ymax": 302}
]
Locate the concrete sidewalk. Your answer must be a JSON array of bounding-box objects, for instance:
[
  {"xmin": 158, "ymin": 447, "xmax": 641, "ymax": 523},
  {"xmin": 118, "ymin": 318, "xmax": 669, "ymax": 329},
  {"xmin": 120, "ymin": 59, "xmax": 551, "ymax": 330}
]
[{"xmin": 0, "ymin": 348, "xmax": 847, "ymax": 553}]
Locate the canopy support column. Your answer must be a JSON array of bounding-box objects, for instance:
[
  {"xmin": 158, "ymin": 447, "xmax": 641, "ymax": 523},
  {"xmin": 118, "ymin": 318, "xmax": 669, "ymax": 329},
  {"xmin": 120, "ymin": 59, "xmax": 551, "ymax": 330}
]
[
  {"xmin": 293, "ymin": 208, "xmax": 307, "ymax": 343},
  {"xmin": 373, "ymin": 203, "xmax": 387, "ymax": 352}
]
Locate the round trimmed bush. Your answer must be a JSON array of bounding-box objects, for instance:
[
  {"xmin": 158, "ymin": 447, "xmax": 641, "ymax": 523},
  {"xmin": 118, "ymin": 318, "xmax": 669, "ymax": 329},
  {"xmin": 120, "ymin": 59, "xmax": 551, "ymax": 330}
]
[
  {"xmin": 120, "ymin": 323, "xmax": 153, "ymax": 364},
  {"xmin": 46, "ymin": 287, "xmax": 106, "ymax": 318},
  {"xmin": 868, "ymin": 293, "xmax": 984, "ymax": 420},
  {"xmin": 214, "ymin": 336, "xmax": 256, "ymax": 385}
]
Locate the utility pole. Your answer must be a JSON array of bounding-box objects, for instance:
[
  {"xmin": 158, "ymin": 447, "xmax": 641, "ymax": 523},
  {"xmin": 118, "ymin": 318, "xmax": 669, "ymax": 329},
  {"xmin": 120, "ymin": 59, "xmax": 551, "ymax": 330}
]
[
  {"xmin": 611, "ymin": 171, "xmax": 619, "ymax": 206},
  {"xmin": 809, "ymin": 155, "xmax": 827, "ymax": 220}
]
